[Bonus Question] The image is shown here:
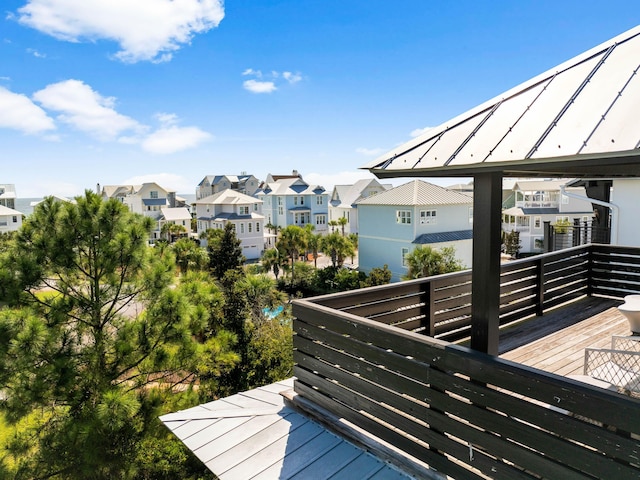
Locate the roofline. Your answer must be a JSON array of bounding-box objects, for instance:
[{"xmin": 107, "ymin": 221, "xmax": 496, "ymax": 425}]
[{"xmin": 365, "ymin": 149, "xmax": 640, "ymax": 179}]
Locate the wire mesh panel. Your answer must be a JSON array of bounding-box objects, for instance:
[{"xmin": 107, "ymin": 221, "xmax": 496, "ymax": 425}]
[
  {"xmin": 611, "ymin": 335, "xmax": 640, "ymax": 352},
  {"xmin": 584, "ymin": 348, "xmax": 640, "ymax": 394}
]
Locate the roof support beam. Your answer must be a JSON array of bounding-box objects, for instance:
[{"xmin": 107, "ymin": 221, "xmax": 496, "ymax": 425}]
[{"xmin": 470, "ymin": 172, "xmax": 503, "ymax": 355}]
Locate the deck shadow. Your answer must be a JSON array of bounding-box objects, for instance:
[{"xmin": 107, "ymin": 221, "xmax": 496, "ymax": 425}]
[{"xmin": 497, "ymin": 296, "xmax": 621, "ymax": 355}]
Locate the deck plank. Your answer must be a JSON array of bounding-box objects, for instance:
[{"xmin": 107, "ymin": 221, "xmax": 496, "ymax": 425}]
[{"xmin": 500, "ymin": 299, "xmax": 632, "ymax": 375}]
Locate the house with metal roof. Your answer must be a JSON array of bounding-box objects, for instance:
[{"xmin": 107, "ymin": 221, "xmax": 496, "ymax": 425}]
[
  {"xmin": 0, "ymin": 204, "xmax": 22, "ymax": 233},
  {"xmin": 356, "ymin": 180, "xmax": 473, "ymax": 281},
  {"xmin": 196, "ymin": 174, "xmax": 261, "ymax": 200},
  {"xmin": 194, "ymin": 189, "xmax": 266, "ymax": 260},
  {"xmin": 502, "ymin": 179, "xmax": 595, "ymax": 253},
  {"xmin": 328, "ymin": 178, "xmax": 391, "ymax": 235},
  {"xmin": 256, "ymin": 175, "xmax": 329, "ymax": 233},
  {"xmin": 0, "ymin": 184, "xmax": 17, "ymax": 210}
]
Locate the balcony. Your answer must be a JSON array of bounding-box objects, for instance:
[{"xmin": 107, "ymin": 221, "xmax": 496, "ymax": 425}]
[{"xmin": 292, "ymin": 244, "xmax": 640, "ymax": 479}]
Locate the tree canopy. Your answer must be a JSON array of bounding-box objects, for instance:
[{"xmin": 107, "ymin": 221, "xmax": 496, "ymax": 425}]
[{"xmin": 402, "ymin": 245, "xmax": 463, "ymax": 280}]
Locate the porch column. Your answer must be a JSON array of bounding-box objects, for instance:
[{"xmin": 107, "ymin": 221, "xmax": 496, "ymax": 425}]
[{"xmin": 470, "ymin": 172, "xmax": 503, "ymax": 355}]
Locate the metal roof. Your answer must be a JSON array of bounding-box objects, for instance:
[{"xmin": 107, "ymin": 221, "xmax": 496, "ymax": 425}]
[
  {"xmin": 160, "ymin": 207, "xmax": 191, "ymax": 221},
  {"xmin": 356, "ymin": 179, "xmax": 473, "ymax": 207},
  {"xmin": 413, "ymin": 230, "xmax": 473, "ymax": 244},
  {"xmin": 195, "ymin": 189, "xmax": 262, "ymax": 206},
  {"xmin": 364, "ymin": 25, "xmax": 640, "ymax": 179},
  {"xmin": 160, "ymin": 379, "xmax": 414, "ymax": 479}
]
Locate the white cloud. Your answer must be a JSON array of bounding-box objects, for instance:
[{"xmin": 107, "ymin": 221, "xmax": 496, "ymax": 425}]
[
  {"xmin": 141, "ymin": 125, "xmax": 211, "ymax": 154},
  {"xmin": 282, "ymin": 71, "xmax": 302, "ymax": 84},
  {"xmin": 121, "ymin": 173, "xmax": 193, "ymax": 193},
  {"xmin": 33, "ymin": 79, "xmax": 143, "ymax": 140},
  {"xmin": 410, "ymin": 126, "xmax": 433, "ymax": 137},
  {"xmin": 15, "ymin": 0, "xmax": 225, "ymax": 63},
  {"xmin": 356, "ymin": 147, "xmax": 384, "ymax": 156},
  {"xmin": 243, "ymin": 79, "xmax": 277, "ymax": 94},
  {"xmin": 26, "ymin": 48, "xmax": 46, "ymax": 58},
  {"xmin": 0, "ymin": 86, "xmax": 56, "ymax": 134},
  {"xmin": 242, "ymin": 69, "xmax": 302, "ymax": 93}
]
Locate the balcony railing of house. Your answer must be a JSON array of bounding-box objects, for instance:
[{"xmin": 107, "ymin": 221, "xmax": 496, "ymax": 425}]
[
  {"xmin": 544, "ymin": 219, "xmax": 612, "ymax": 252},
  {"xmin": 293, "ymin": 244, "xmax": 640, "ymax": 480}
]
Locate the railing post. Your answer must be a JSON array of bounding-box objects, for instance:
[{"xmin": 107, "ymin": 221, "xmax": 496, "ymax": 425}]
[
  {"xmin": 543, "ymin": 221, "xmax": 552, "ymax": 252},
  {"xmin": 427, "ymin": 280, "xmax": 436, "ymax": 337},
  {"xmin": 536, "ymin": 255, "xmax": 545, "ymax": 316}
]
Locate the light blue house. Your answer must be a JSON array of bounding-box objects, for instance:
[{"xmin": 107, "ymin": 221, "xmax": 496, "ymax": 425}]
[
  {"xmin": 357, "ymin": 180, "xmax": 474, "ymax": 281},
  {"xmin": 256, "ymin": 173, "xmax": 329, "ymax": 233}
]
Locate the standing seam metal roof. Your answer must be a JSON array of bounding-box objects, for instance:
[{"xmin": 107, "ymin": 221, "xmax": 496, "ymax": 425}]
[
  {"xmin": 356, "ymin": 180, "xmax": 473, "ymax": 206},
  {"xmin": 364, "ymin": 25, "xmax": 640, "ymax": 178}
]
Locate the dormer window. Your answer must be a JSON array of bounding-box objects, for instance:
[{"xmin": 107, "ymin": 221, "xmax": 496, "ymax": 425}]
[{"xmin": 150, "ymin": 191, "xmax": 158, "ymax": 199}]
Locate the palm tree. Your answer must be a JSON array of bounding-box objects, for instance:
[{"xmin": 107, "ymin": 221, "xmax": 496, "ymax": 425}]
[
  {"xmin": 402, "ymin": 245, "xmax": 463, "ymax": 280},
  {"xmin": 328, "ymin": 220, "xmax": 339, "ymax": 233},
  {"xmin": 277, "ymin": 225, "xmax": 307, "ymax": 286},
  {"xmin": 337, "ymin": 216, "xmax": 348, "ymax": 236},
  {"xmin": 320, "ymin": 231, "xmax": 355, "ymax": 268},
  {"xmin": 261, "ymin": 247, "xmax": 282, "ymax": 280},
  {"xmin": 161, "ymin": 222, "xmax": 187, "ymax": 243}
]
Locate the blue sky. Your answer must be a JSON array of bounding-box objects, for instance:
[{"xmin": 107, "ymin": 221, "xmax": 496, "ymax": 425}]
[{"xmin": 1, "ymin": 1, "xmax": 638, "ymax": 197}]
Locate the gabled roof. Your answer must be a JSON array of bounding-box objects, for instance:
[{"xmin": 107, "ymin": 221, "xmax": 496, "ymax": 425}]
[
  {"xmin": 364, "ymin": 25, "xmax": 640, "ymax": 179},
  {"xmin": 356, "ymin": 180, "xmax": 473, "ymax": 207},
  {"xmin": 258, "ymin": 177, "xmax": 326, "ymax": 196},
  {"xmin": 512, "ymin": 179, "xmax": 573, "ymax": 192},
  {"xmin": 195, "ymin": 189, "xmax": 262, "ymax": 205},
  {"xmin": 0, "ymin": 205, "xmax": 21, "ymax": 215},
  {"xmin": 160, "ymin": 207, "xmax": 191, "ymax": 221},
  {"xmin": 330, "ymin": 179, "xmax": 391, "ymax": 208}
]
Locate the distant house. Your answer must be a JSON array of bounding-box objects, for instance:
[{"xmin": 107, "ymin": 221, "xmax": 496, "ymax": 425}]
[
  {"xmin": 100, "ymin": 182, "xmax": 177, "ymax": 242},
  {"xmin": 357, "ymin": 180, "xmax": 474, "ymax": 281},
  {"xmin": 256, "ymin": 173, "xmax": 329, "ymax": 233},
  {"xmin": 196, "ymin": 174, "xmax": 260, "ymax": 200},
  {"xmin": 501, "ymin": 179, "xmax": 594, "ymax": 253},
  {"xmin": 328, "ymin": 178, "xmax": 391, "ymax": 235},
  {"xmin": 0, "ymin": 184, "xmax": 17, "ymax": 210},
  {"xmin": 194, "ymin": 190, "xmax": 265, "ymax": 260},
  {"xmin": 0, "ymin": 205, "xmax": 22, "ymax": 233},
  {"xmin": 159, "ymin": 207, "xmax": 193, "ymax": 241}
]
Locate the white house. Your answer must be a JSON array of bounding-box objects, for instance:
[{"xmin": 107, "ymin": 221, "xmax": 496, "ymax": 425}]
[
  {"xmin": 100, "ymin": 182, "xmax": 177, "ymax": 242},
  {"xmin": 328, "ymin": 179, "xmax": 391, "ymax": 235},
  {"xmin": 196, "ymin": 174, "xmax": 260, "ymax": 200},
  {"xmin": 257, "ymin": 174, "xmax": 329, "ymax": 233},
  {"xmin": 501, "ymin": 179, "xmax": 595, "ymax": 253},
  {"xmin": 357, "ymin": 180, "xmax": 474, "ymax": 282},
  {"xmin": 194, "ymin": 190, "xmax": 265, "ymax": 260},
  {"xmin": 0, "ymin": 184, "xmax": 17, "ymax": 210},
  {"xmin": 159, "ymin": 207, "xmax": 193, "ymax": 241},
  {"xmin": 0, "ymin": 205, "xmax": 22, "ymax": 233}
]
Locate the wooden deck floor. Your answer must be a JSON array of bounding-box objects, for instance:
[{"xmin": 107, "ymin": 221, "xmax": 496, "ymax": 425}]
[{"xmin": 499, "ymin": 297, "xmax": 632, "ymax": 376}]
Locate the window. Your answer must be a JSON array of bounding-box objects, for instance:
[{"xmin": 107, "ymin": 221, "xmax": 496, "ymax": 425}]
[
  {"xmin": 278, "ymin": 206, "xmax": 283, "ymax": 215},
  {"xmin": 294, "ymin": 197, "xmax": 298, "ymax": 205},
  {"xmin": 256, "ymin": 222, "xmax": 260, "ymax": 232},
  {"xmin": 317, "ymin": 196, "xmax": 323, "ymax": 205},
  {"xmin": 533, "ymin": 216, "xmax": 541, "ymax": 229},
  {"xmin": 240, "ymin": 223, "xmax": 245, "ymax": 234},
  {"xmin": 150, "ymin": 191, "xmax": 158, "ymax": 199},
  {"xmin": 248, "ymin": 222, "xmax": 252, "ymax": 233},
  {"xmin": 420, "ymin": 210, "xmax": 437, "ymax": 224},
  {"xmin": 253, "ymin": 203, "xmax": 258, "ymax": 211},
  {"xmin": 401, "ymin": 247, "xmax": 410, "ymax": 267},
  {"xmin": 396, "ymin": 210, "xmax": 412, "ymax": 225},
  {"xmin": 278, "ymin": 197, "xmax": 283, "ymax": 206},
  {"xmin": 556, "ymin": 216, "xmax": 569, "ymax": 223},
  {"xmin": 12, "ymin": 216, "xmax": 17, "ymax": 223},
  {"xmin": 239, "ymin": 206, "xmax": 249, "ymax": 215},
  {"xmin": 316, "ymin": 214, "xmax": 327, "ymax": 225}
]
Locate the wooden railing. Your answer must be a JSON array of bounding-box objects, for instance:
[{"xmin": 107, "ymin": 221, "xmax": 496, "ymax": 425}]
[{"xmin": 292, "ymin": 244, "xmax": 640, "ymax": 480}]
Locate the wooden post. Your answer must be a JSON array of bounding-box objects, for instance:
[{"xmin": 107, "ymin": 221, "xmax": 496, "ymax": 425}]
[{"xmin": 470, "ymin": 172, "xmax": 503, "ymax": 355}]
